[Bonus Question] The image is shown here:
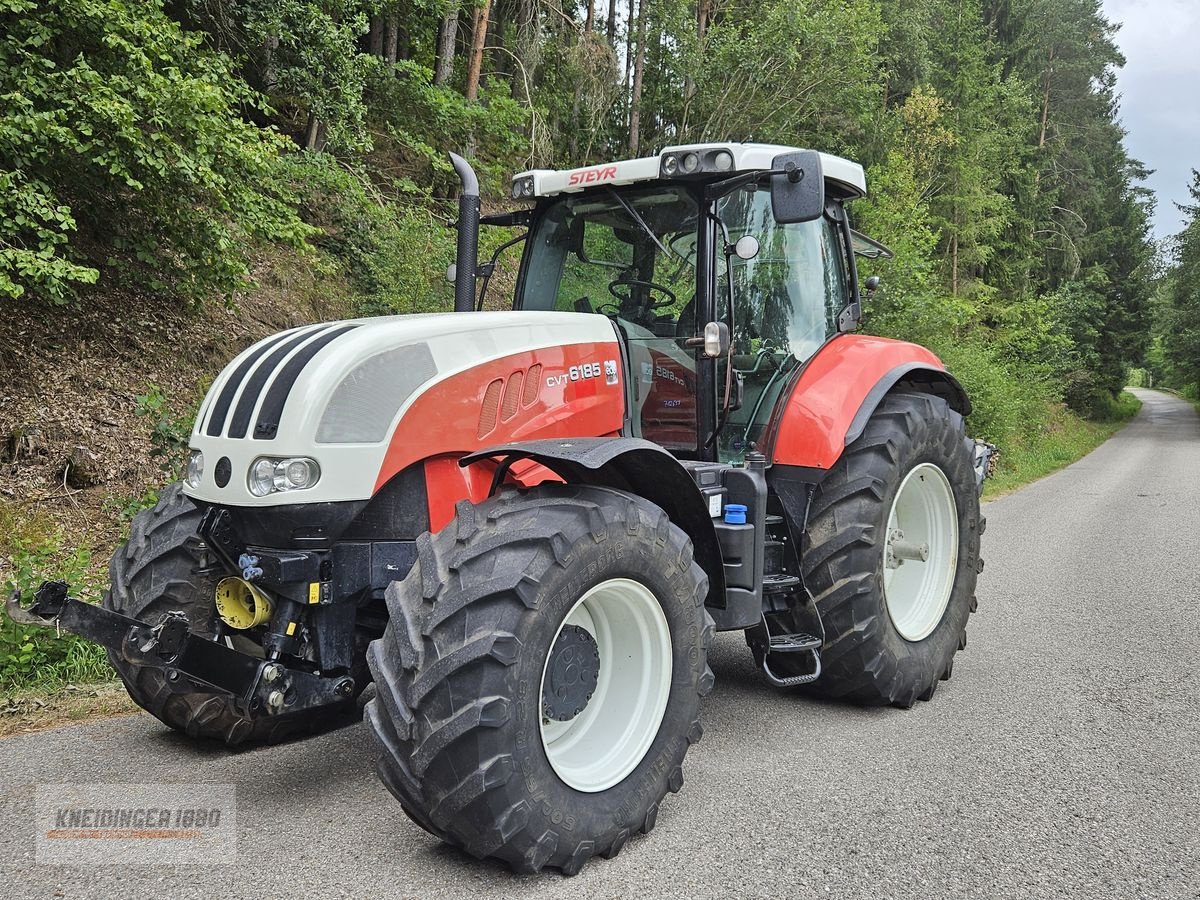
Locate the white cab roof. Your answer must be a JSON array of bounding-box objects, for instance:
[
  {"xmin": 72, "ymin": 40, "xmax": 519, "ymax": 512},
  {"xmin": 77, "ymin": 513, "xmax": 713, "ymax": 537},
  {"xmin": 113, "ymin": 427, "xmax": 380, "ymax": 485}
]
[{"xmin": 515, "ymin": 142, "xmax": 867, "ymax": 200}]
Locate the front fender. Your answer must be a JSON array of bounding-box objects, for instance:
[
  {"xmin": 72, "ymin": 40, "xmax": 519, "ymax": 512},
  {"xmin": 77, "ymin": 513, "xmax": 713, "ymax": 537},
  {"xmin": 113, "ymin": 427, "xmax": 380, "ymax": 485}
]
[
  {"xmin": 768, "ymin": 335, "xmax": 970, "ymax": 470},
  {"xmin": 460, "ymin": 438, "xmax": 724, "ymax": 609}
]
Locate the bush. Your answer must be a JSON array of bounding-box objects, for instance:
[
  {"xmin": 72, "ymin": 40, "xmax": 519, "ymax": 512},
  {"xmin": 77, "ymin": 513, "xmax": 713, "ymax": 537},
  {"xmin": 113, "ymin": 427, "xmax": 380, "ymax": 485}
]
[{"xmin": 0, "ymin": 0, "xmax": 312, "ymax": 303}]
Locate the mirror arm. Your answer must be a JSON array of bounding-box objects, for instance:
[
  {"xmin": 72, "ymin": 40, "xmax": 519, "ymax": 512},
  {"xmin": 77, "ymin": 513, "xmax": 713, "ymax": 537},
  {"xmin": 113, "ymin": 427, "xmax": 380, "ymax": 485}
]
[
  {"xmin": 706, "ymin": 169, "xmax": 784, "ymax": 202},
  {"xmin": 475, "ymin": 231, "xmax": 528, "ymax": 310}
]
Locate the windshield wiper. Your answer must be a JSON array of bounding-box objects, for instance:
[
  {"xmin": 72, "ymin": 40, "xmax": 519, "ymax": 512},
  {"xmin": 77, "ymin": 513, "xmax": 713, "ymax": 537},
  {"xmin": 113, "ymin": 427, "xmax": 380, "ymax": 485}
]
[{"xmin": 605, "ymin": 188, "xmax": 686, "ymax": 263}]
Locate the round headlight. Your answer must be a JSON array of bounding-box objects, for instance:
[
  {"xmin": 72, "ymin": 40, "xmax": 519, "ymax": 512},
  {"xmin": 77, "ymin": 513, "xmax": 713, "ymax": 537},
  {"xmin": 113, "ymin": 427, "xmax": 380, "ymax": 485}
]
[
  {"xmin": 248, "ymin": 458, "xmax": 275, "ymax": 497},
  {"xmin": 185, "ymin": 450, "xmax": 204, "ymax": 489},
  {"xmin": 511, "ymin": 182, "xmax": 522, "ymax": 199},
  {"xmin": 681, "ymin": 152, "xmax": 699, "ymax": 173},
  {"xmin": 662, "ymin": 155, "xmax": 679, "ymax": 176},
  {"xmin": 522, "ymin": 178, "xmax": 535, "ymax": 197},
  {"xmin": 714, "ymin": 150, "xmax": 734, "ymax": 172},
  {"xmin": 278, "ymin": 458, "xmax": 320, "ymax": 491}
]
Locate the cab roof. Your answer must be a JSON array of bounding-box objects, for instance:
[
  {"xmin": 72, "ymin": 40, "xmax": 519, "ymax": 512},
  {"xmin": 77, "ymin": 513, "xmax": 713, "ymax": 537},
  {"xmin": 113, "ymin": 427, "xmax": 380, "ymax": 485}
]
[{"xmin": 512, "ymin": 142, "xmax": 867, "ymax": 201}]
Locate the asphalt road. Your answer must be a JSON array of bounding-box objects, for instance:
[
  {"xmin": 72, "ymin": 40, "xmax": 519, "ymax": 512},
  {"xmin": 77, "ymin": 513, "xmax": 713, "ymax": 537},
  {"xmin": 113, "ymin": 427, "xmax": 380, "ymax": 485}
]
[{"xmin": 2, "ymin": 387, "xmax": 1198, "ymax": 899}]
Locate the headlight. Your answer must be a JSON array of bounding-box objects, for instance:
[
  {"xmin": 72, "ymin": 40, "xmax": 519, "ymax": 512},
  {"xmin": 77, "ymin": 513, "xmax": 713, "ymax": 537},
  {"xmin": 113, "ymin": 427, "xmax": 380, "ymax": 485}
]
[
  {"xmin": 511, "ymin": 175, "xmax": 535, "ymax": 199},
  {"xmin": 185, "ymin": 450, "xmax": 204, "ymax": 488},
  {"xmin": 681, "ymin": 152, "xmax": 700, "ymax": 174},
  {"xmin": 248, "ymin": 457, "xmax": 320, "ymax": 497},
  {"xmin": 713, "ymin": 150, "xmax": 734, "ymax": 172},
  {"xmin": 662, "ymin": 154, "xmax": 679, "ymax": 176}
]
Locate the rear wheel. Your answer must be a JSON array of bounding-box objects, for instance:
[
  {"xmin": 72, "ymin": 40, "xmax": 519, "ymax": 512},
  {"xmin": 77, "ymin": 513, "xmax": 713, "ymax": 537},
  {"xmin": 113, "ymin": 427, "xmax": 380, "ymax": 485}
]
[
  {"xmin": 780, "ymin": 392, "xmax": 982, "ymax": 706},
  {"xmin": 104, "ymin": 482, "xmax": 360, "ymax": 744},
  {"xmin": 364, "ymin": 484, "xmax": 713, "ymax": 874}
]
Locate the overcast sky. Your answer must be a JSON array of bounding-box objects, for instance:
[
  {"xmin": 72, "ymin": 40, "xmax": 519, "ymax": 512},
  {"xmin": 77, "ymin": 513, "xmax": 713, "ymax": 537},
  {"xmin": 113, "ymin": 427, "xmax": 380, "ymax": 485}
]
[{"xmin": 1102, "ymin": 0, "xmax": 1200, "ymax": 240}]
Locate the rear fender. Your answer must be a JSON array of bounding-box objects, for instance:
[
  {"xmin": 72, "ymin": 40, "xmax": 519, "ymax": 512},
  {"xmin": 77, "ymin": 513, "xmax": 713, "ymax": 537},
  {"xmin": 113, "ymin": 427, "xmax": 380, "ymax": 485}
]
[
  {"xmin": 459, "ymin": 438, "xmax": 724, "ymax": 607},
  {"xmin": 768, "ymin": 335, "xmax": 970, "ymax": 470}
]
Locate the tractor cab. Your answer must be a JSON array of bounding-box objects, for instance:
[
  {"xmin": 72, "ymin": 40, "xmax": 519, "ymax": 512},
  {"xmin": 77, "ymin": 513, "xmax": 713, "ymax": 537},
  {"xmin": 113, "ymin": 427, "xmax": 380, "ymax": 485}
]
[{"xmin": 484, "ymin": 144, "xmax": 888, "ymax": 463}]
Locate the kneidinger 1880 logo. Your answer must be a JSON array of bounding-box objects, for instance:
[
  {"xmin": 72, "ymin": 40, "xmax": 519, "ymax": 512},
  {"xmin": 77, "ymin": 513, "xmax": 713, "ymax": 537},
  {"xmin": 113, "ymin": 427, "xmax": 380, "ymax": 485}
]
[{"xmin": 36, "ymin": 783, "xmax": 236, "ymax": 865}]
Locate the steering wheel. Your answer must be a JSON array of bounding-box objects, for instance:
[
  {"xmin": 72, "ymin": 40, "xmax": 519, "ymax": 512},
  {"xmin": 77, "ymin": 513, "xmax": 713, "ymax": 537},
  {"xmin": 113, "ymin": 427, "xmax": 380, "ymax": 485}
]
[{"xmin": 608, "ymin": 278, "xmax": 677, "ymax": 311}]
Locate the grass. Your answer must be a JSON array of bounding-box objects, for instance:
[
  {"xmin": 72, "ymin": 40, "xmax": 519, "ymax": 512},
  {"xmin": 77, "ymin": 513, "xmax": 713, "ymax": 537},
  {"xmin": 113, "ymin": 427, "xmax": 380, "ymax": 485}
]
[
  {"xmin": 0, "ymin": 501, "xmax": 114, "ymax": 693},
  {"xmin": 982, "ymin": 391, "xmax": 1142, "ymax": 498}
]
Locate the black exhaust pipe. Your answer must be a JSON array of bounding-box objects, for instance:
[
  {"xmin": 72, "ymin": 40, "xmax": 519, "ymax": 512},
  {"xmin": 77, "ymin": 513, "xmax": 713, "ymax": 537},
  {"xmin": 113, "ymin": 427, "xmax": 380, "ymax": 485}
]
[{"xmin": 449, "ymin": 152, "xmax": 480, "ymax": 313}]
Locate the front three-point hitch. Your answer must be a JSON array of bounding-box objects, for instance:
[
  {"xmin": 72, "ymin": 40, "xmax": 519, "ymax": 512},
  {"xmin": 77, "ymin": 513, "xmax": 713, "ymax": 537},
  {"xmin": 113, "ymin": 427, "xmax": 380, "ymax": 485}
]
[{"xmin": 6, "ymin": 581, "xmax": 353, "ymax": 718}]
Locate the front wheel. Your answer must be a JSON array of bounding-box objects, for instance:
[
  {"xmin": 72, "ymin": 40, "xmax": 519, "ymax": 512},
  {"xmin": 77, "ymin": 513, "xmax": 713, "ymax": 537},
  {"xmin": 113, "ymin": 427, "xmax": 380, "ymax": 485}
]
[
  {"xmin": 364, "ymin": 484, "xmax": 713, "ymax": 874},
  {"xmin": 104, "ymin": 483, "xmax": 362, "ymax": 744},
  {"xmin": 790, "ymin": 391, "xmax": 983, "ymax": 706}
]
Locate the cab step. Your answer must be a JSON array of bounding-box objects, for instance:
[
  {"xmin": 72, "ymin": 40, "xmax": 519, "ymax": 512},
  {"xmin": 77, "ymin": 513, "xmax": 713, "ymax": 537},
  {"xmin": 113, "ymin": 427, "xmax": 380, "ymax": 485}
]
[
  {"xmin": 762, "ymin": 573, "xmax": 802, "ymax": 593},
  {"xmin": 768, "ymin": 631, "xmax": 821, "ymax": 653}
]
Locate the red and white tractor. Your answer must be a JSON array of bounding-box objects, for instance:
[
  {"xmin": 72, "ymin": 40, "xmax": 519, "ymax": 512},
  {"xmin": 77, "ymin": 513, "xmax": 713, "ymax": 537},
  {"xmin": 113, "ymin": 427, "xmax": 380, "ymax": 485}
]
[{"xmin": 10, "ymin": 143, "xmax": 994, "ymax": 874}]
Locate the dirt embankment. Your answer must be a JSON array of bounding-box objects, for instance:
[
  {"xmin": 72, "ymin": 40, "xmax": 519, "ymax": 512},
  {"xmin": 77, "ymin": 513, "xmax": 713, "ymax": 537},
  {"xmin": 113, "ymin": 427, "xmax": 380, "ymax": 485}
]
[{"xmin": 0, "ymin": 256, "xmax": 353, "ymax": 585}]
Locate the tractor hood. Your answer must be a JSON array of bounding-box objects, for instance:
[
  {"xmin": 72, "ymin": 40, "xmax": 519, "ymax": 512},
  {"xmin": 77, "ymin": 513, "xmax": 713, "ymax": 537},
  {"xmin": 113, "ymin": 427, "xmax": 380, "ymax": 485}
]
[{"xmin": 185, "ymin": 311, "xmax": 623, "ymax": 507}]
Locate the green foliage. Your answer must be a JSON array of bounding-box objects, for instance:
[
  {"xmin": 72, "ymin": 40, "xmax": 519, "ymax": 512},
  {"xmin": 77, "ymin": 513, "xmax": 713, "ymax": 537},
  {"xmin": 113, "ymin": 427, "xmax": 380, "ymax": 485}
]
[
  {"xmin": 280, "ymin": 152, "xmax": 455, "ymax": 315},
  {"xmin": 1154, "ymin": 172, "xmax": 1200, "ymax": 394},
  {"xmin": 0, "ymin": 0, "xmax": 313, "ymax": 302},
  {"xmin": 103, "ymin": 488, "xmax": 163, "ymax": 524},
  {"xmin": 0, "ymin": 513, "xmax": 110, "ymax": 689},
  {"xmin": 364, "ymin": 59, "xmax": 529, "ymax": 189},
  {"xmin": 172, "ymin": 0, "xmax": 374, "ymax": 153},
  {"xmin": 135, "ymin": 384, "xmax": 192, "ymax": 478}
]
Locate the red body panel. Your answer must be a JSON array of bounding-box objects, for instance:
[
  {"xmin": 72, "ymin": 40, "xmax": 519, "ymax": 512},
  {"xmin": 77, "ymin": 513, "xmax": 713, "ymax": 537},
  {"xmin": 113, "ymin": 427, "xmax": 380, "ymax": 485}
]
[
  {"xmin": 768, "ymin": 334, "xmax": 946, "ymax": 469},
  {"xmin": 373, "ymin": 342, "xmax": 624, "ymax": 531},
  {"xmin": 422, "ymin": 456, "xmax": 565, "ymax": 533}
]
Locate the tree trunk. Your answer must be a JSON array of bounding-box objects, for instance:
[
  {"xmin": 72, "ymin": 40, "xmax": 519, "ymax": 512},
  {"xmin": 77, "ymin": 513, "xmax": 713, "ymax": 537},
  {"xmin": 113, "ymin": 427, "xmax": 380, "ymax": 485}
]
[
  {"xmin": 303, "ymin": 114, "xmax": 327, "ymax": 153},
  {"xmin": 628, "ymin": 0, "xmax": 648, "ymax": 154},
  {"xmin": 384, "ymin": 13, "xmax": 399, "ymax": 65},
  {"xmin": 950, "ymin": 232, "xmax": 959, "ymax": 297},
  {"xmin": 1038, "ymin": 47, "xmax": 1055, "ymax": 149},
  {"xmin": 606, "ymin": 0, "xmax": 618, "ymax": 46},
  {"xmin": 682, "ymin": 0, "xmax": 708, "ymax": 116},
  {"xmin": 584, "ymin": 0, "xmax": 594, "ymax": 32},
  {"xmin": 263, "ymin": 34, "xmax": 280, "ymax": 90},
  {"xmin": 623, "ymin": 0, "xmax": 634, "ymax": 117},
  {"xmin": 465, "ymin": 0, "xmax": 492, "ymax": 102},
  {"xmin": 368, "ymin": 16, "xmax": 384, "ymax": 58},
  {"xmin": 514, "ymin": 0, "xmax": 542, "ymax": 105},
  {"xmin": 434, "ymin": 9, "xmax": 459, "ymax": 85}
]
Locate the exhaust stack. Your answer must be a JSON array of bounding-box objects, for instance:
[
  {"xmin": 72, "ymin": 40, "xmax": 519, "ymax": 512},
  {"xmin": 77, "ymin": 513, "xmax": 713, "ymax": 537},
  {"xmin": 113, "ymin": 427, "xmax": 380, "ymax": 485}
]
[{"xmin": 449, "ymin": 152, "xmax": 480, "ymax": 313}]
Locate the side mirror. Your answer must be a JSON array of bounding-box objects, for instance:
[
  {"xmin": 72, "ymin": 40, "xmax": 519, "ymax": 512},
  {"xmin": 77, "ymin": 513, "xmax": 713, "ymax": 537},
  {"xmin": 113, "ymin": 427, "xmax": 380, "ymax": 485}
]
[
  {"xmin": 733, "ymin": 235, "xmax": 760, "ymax": 260},
  {"xmin": 864, "ymin": 275, "xmax": 880, "ymax": 296},
  {"xmin": 446, "ymin": 263, "xmax": 457, "ymax": 284},
  {"xmin": 770, "ymin": 150, "xmax": 824, "ymax": 224}
]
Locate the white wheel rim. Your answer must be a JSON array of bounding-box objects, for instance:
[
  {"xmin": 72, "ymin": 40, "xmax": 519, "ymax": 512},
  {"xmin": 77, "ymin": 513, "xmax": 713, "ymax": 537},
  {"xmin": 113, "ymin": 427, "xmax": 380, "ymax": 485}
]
[
  {"xmin": 883, "ymin": 463, "xmax": 959, "ymax": 642},
  {"xmin": 538, "ymin": 578, "xmax": 672, "ymax": 793}
]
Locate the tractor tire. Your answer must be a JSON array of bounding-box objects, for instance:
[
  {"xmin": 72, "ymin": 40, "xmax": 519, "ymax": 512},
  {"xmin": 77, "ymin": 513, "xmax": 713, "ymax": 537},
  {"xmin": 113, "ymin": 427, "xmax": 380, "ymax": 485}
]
[
  {"xmin": 790, "ymin": 391, "xmax": 982, "ymax": 707},
  {"xmin": 104, "ymin": 482, "xmax": 359, "ymax": 745},
  {"xmin": 365, "ymin": 484, "xmax": 713, "ymax": 875}
]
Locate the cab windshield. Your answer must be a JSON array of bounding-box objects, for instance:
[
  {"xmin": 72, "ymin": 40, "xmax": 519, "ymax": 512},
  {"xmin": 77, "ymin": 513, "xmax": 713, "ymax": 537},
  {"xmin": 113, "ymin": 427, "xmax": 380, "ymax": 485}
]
[{"xmin": 516, "ymin": 182, "xmax": 851, "ymax": 459}]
